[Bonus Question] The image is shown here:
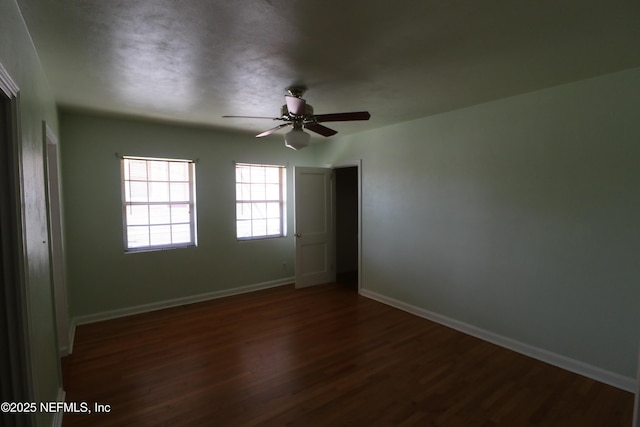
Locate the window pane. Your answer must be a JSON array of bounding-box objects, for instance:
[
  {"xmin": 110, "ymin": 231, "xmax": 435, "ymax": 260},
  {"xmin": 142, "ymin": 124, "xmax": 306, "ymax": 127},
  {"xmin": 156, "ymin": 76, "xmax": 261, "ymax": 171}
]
[
  {"xmin": 265, "ymin": 184, "xmax": 280, "ymax": 200},
  {"xmin": 149, "ymin": 182, "xmax": 169, "ymax": 202},
  {"xmin": 236, "ymin": 165, "xmax": 250, "ymax": 182},
  {"xmin": 149, "ymin": 225, "xmax": 172, "ymax": 246},
  {"xmin": 126, "ymin": 205, "xmax": 149, "ymax": 226},
  {"xmin": 250, "ymin": 183, "xmax": 265, "ymax": 200},
  {"xmin": 129, "ymin": 182, "xmax": 148, "ymax": 202},
  {"xmin": 236, "ymin": 183, "xmax": 250, "ymax": 201},
  {"xmin": 250, "ymin": 166, "xmax": 265, "ymax": 182},
  {"xmin": 251, "ymin": 203, "xmax": 266, "ymax": 220},
  {"xmin": 170, "ymin": 182, "xmax": 190, "ymax": 202},
  {"xmin": 149, "ymin": 204, "xmax": 171, "ymax": 224},
  {"xmin": 171, "ymin": 224, "xmax": 191, "ymax": 244},
  {"xmin": 266, "ymin": 219, "xmax": 281, "ymax": 235},
  {"xmin": 265, "ymin": 167, "xmax": 279, "ymax": 183},
  {"xmin": 127, "ymin": 226, "xmax": 150, "ymax": 248},
  {"xmin": 127, "ymin": 160, "xmax": 147, "ymax": 180},
  {"xmin": 237, "ymin": 203, "xmax": 251, "ymax": 220},
  {"xmin": 169, "ymin": 162, "xmax": 189, "ymax": 181},
  {"xmin": 266, "ymin": 202, "xmax": 280, "ymax": 219},
  {"xmin": 171, "ymin": 205, "xmax": 191, "ymax": 224},
  {"xmin": 148, "ymin": 161, "xmax": 168, "ymax": 181},
  {"xmin": 252, "ymin": 219, "xmax": 267, "ymax": 236},
  {"xmin": 171, "ymin": 204, "xmax": 190, "ymax": 223},
  {"xmin": 237, "ymin": 220, "xmax": 252, "ymax": 238}
]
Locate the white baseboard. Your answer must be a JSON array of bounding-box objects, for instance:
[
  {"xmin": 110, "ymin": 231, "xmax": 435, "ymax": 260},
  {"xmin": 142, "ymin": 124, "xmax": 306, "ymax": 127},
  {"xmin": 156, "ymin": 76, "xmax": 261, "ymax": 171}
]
[
  {"xmin": 360, "ymin": 288, "xmax": 636, "ymax": 393},
  {"xmin": 69, "ymin": 277, "xmax": 294, "ymax": 342},
  {"xmin": 51, "ymin": 388, "xmax": 65, "ymax": 427},
  {"xmin": 67, "ymin": 322, "xmax": 76, "ymax": 355},
  {"xmin": 59, "ymin": 340, "xmax": 71, "ymax": 357}
]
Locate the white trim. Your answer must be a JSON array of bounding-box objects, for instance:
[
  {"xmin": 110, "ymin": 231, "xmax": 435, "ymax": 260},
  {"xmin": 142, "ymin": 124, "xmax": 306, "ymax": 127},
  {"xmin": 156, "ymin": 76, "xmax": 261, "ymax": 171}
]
[
  {"xmin": 330, "ymin": 160, "xmax": 361, "ymax": 169},
  {"xmin": 51, "ymin": 388, "xmax": 65, "ymax": 427},
  {"xmin": 72, "ymin": 277, "xmax": 294, "ymax": 326},
  {"xmin": 1, "ymin": 61, "xmax": 38, "ymax": 416},
  {"xmin": 67, "ymin": 322, "xmax": 76, "ymax": 355},
  {"xmin": 235, "ymin": 163, "xmax": 286, "ymax": 241},
  {"xmin": 122, "ymin": 157, "xmax": 197, "ymax": 252},
  {"xmin": 0, "ymin": 63, "xmax": 19, "ymax": 96},
  {"xmin": 58, "ymin": 342, "xmax": 70, "ymax": 358},
  {"xmin": 44, "ymin": 122, "xmax": 71, "ymax": 359},
  {"xmin": 360, "ymin": 288, "xmax": 636, "ymax": 392},
  {"xmin": 45, "ymin": 123, "xmax": 58, "ymax": 145}
]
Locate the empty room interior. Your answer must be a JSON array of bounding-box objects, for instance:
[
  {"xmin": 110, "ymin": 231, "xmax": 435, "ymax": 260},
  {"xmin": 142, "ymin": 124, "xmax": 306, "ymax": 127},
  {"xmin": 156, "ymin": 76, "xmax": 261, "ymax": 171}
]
[{"xmin": 2, "ymin": 0, "xmax": 640, "ymax": 426}]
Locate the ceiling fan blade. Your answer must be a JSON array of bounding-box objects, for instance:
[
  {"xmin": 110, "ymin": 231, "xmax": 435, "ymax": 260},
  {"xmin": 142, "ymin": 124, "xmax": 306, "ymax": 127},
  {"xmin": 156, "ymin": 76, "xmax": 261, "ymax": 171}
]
[
  {"xmin": 313, "ymin": 111, "xmax": 371, "ymax": 123},
  {"xmin": 305, "ymin": 122, "xmax": 338, "ymax": 137},
  {"xmin": 222, "ymin": 115, "xmax": 283, "ymax": 120},
  {"xmin": 256, "ymin": 123, "xmax": 291, "ymax": 138},
  {"xmin": 285, "ymin": 95, "xmax": 306, "ymax": 116}
]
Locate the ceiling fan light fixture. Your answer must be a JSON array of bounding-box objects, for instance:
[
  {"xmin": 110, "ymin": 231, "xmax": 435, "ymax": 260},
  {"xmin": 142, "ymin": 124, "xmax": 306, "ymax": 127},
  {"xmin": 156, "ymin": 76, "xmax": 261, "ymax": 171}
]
[{"xmin": 284, "ymin": 126, "xmax": 310, "ymax": 150}]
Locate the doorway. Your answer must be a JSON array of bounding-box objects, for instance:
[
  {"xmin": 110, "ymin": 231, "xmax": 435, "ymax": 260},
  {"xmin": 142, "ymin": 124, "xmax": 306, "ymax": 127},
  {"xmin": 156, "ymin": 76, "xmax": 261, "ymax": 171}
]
[
  {"xmin": 334, "ymin": 164, "xmax": 359, "ymax": 291},
  {"xmin": 1, "ymin": 64, "xmax": 35, "ymax": 427},
  {"xmin": 292, "ymin": 162, "xmax": 361, "ymax": 291}
]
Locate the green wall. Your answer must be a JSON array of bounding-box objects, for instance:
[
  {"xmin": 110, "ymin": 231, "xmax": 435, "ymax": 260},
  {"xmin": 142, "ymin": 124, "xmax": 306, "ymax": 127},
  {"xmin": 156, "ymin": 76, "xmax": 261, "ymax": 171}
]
[
  {"xmin": 59, "ymin": 112, "xmax": 320, "ymax": 318},
  {"xmin": 321, "ymin": 67, "xmax": 640, "ymax": 380},
  {"xmin": 1, "ymin": 0, "xmax": 62, "ymax": 425}
]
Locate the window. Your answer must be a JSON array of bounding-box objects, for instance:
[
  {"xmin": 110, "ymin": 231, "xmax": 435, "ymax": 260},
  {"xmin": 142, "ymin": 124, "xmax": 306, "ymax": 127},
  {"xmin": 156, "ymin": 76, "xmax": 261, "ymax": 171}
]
[
  {"xmin": 235, "ymin": 163, "xmax": 285, "ymax": 240},
  {"xmin": 121, "ymin": 156, "xmax": 196, "ymax": 251}
]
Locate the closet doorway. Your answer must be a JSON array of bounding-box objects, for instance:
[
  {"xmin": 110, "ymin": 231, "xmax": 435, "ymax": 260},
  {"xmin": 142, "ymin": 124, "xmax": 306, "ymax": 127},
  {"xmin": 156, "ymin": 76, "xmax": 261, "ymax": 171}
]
[{"xmin": 334, "ymin": 163, "xmax": 360, "ymax": 291}]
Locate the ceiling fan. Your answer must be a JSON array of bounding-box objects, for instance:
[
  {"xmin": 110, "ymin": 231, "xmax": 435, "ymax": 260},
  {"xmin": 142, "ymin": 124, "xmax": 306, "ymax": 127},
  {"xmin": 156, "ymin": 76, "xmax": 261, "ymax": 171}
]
[{"xmin": 222, "ymin": 87, "xmax": 371, "ymax": 150}]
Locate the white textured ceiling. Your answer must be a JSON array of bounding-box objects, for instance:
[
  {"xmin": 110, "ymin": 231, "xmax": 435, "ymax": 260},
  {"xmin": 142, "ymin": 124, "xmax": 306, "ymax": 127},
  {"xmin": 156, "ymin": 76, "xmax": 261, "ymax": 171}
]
[{"xmin": 16, "ymin": 0, "xmax": 640, "ymax": 138}]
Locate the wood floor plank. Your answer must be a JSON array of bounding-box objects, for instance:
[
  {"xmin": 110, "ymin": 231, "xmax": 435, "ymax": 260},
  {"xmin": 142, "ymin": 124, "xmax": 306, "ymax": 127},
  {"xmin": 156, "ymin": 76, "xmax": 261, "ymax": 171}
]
[{"xmin": 62, "ymin": 283, "xmax": 633, "ymax": 426}]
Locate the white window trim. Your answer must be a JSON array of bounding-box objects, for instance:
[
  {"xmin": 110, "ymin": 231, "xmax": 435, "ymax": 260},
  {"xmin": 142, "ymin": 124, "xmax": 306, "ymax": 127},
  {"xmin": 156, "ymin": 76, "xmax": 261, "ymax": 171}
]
[
  {"xmin": 235, "ymin": 162, "xmax": 286, "ymax": 241},
  {"xmin": 121, "ymin": 156, "xmax": 197, "ymax": 252}
]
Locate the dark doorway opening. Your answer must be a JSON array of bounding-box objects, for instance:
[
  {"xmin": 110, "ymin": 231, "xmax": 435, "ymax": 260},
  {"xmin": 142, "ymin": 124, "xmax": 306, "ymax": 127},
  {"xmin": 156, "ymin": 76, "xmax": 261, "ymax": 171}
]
[{"xmin": 334, "ymin": 166, "xmax": 358, "ymax": 290}]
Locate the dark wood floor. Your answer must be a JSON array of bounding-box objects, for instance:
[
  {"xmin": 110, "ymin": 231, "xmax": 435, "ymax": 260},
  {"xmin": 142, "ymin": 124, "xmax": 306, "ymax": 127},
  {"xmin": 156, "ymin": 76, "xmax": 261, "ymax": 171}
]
[{"xmin": 62, "ymin": 282, "xmax": 634, "ymax": 426}]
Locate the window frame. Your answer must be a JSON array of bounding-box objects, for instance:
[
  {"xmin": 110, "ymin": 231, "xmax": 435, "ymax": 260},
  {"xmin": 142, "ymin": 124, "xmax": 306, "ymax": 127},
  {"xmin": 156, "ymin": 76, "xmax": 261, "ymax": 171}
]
[
  {"xmin": 235, "ymin": 162, "xmax": 286, "ymax": 241},
  {"xmin": 121, "ymin": 156, "xmax": 197, "ymax": 252}
]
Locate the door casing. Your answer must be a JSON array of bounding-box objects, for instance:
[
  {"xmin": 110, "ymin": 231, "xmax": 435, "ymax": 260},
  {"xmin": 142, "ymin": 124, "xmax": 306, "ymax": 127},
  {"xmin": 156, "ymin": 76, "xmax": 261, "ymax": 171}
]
[
  {"xmin": 0, "ymin": 61, "xmax": 36, "ymax": 427},
  {"xmin": 43, "ymin": 123, "xmax": 70, "ymax": 356}
]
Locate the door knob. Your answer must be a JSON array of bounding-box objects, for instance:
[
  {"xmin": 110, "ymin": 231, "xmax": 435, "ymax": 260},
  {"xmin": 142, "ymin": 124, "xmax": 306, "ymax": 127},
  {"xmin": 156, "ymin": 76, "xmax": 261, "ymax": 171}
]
[{"xmin": 294, "ymin": 233, "xmax": 301, "ymax": 237}]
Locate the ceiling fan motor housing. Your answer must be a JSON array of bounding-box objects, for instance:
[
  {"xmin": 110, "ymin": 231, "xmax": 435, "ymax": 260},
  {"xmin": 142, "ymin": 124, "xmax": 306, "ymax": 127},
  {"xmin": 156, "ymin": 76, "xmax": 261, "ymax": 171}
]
[{"xmin": 281, "ymin": 104, "xmax": 314, "ymax": 120}]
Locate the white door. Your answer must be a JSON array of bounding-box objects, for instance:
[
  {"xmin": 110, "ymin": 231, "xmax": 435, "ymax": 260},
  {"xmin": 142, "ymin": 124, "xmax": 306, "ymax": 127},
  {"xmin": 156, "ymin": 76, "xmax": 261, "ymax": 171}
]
[
  {"xmin": 44, "ymin": 127, "xmax": 70, "ymax": 356},
  {"xmin": 294, "ymin": 167, "xmax": 334, "ymax": 288}
]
